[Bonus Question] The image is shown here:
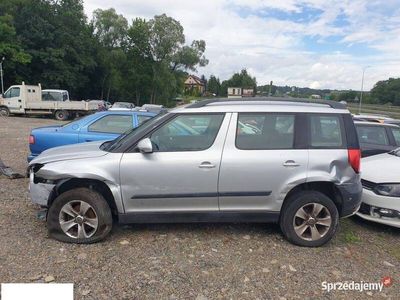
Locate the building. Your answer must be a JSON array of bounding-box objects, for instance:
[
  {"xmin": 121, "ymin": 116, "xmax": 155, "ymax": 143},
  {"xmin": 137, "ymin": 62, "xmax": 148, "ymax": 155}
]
[
  {"xmin": 228, "ymin": 87, "xmax": 255, "ymax": 98},
  {"xmin": 227, "ymin": 87, "xmax": 242, "ymax": 98},
  {"xmin": 184, "ymin": 75, "xmax": 206, "ymax": 95}
]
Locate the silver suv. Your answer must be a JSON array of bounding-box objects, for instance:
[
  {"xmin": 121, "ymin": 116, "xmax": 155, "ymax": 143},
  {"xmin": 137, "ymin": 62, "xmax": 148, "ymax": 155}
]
[{"xmin": 29, "ymin": 98, "xmax": 362, "ymax": 247}]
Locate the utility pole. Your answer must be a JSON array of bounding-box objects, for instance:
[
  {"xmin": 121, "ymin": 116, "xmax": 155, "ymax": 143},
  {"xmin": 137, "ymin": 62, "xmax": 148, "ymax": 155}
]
[
  {"xmin": 358, "ymin": 66, "xmax": 370, "ymax": 114},
  {"xmin": 269, "ymin": 81, "xmax": 273, "ymax": 96},
  {"xmin": 0, "ymin": 57, "xmax": 5, "ymax": 95}
]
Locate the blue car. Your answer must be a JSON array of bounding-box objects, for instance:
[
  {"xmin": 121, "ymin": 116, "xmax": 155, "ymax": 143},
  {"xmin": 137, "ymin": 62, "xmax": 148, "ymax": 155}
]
[{"xmin": 28, "ymin": 110, "xmax": 156, "ymax": 161}]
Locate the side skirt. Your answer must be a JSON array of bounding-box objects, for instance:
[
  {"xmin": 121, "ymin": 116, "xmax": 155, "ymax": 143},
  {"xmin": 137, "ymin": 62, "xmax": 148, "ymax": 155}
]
[{"xmin": 118, "ymin": 211, "xmax": 280, "ymax": 224}]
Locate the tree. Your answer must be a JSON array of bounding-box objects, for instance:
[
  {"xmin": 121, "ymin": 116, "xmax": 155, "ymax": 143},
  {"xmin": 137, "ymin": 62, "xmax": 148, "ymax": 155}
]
[
  {"xmin": 127, "ymin": 14, "xmax": 208, "ymax": 104},
  {"xmin": 371, "ymin": 78, "xmax": 400, "ymax": 106},
  {"xmin": 207, "ymin": 75, "xmax": 220, "ymax": 95},
  {"xmin": 219, "ymin": 69, "xmax": 257, "ymax": 96}
]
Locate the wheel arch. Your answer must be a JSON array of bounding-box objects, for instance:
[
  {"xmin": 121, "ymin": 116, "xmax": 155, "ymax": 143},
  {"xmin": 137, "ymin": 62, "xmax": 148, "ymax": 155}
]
[
  {"xmin": 49, "ymin": 178, "xmax": 121, "ymax": 220},
  {"xmin": 282, "ymin": 181, "xmax": 343, "ymax": 214}
]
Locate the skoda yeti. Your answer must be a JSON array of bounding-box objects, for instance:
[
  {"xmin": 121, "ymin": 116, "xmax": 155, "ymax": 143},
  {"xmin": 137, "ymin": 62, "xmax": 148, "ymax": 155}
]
[{"xmin": 29, "ymin": 98, "xmax": 362, "ymax": 247}]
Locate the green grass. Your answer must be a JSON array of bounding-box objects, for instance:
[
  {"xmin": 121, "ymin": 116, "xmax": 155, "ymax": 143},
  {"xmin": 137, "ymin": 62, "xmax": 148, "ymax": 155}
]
[{"xmin": 338, "ymin": 219, "xmax": 361, "ymax": 244}]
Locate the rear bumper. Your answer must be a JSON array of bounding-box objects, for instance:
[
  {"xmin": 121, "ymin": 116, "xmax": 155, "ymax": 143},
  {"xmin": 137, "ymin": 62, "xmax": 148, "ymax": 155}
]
[{"xmin": 336, "ymin": 181, "xmax": 363, "ymax": 217}]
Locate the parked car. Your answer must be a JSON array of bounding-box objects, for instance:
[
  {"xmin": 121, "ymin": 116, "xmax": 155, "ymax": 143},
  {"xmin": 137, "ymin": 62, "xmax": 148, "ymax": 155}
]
[
  {"xmin": 355, "ymin": 121, "xmax": 400, "ymax": 157},
  {"xmin": 28, "ymin": 97, "xmax": 362, "ymax": 247},
  {"xmin": 109, "ymin": 102, "xmax": 135, "ymax": 110},
  {"xmin": 87, "ymin": 100, "xmax": 108, "ymax": 111},
  {"xmin": 28, "ymin": 110, "xmax": 156, "ymax": 161},
  {"xmin": 357, "ymin": 148, "xmax": 400, "ymax": 228}
]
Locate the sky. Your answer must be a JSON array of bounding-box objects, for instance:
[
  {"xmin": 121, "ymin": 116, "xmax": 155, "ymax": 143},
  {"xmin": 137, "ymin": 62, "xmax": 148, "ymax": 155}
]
[{"xmin": 84, "ymin": 0, "xmax": 400, "ymax": 90}]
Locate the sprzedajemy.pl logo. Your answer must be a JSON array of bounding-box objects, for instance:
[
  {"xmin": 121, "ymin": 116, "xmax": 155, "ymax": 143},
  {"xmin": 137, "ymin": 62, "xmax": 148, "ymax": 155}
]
[{"xmin": 322, "ymin": 276, "xmax": 393, "ymax": 293}]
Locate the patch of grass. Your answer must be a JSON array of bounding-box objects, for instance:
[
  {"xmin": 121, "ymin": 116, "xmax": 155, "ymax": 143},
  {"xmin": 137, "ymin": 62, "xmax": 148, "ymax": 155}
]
[
  {"xmin": 388, "ymin": 247, "xmax": 400, "ymax": 261},
  {"xmin": 338, "ymin": 219, "xmax": 361, "ymax": 244}
]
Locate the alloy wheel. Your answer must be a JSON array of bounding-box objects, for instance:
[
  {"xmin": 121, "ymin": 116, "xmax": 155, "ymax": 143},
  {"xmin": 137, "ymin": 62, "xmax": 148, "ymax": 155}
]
[
  {"xmin": 59, "ymin": 200, "xmax": 99, "ymax": 239},
  {"xmin": 292, "ymin": 202, "xmax": 332, "ymax": 241}
]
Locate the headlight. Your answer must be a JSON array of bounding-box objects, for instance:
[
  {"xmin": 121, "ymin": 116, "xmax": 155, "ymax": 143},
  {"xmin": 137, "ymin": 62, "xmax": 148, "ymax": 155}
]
[{"xmin": 374, "ymin": 184, "xmax": 400, "ymax": 197}]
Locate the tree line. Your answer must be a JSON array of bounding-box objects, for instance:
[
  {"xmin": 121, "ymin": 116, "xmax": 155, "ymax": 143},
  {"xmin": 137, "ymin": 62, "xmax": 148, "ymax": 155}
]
[{"xmin": 0, "ymin": 0, "xmax": 208, "ymax": 105}]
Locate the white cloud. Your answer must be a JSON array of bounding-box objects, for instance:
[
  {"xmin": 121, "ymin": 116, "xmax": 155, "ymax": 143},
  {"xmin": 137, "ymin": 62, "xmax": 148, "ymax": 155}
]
[{"xmin": 84, "ymin": 0, "xmax": 400, "ymax": 90}]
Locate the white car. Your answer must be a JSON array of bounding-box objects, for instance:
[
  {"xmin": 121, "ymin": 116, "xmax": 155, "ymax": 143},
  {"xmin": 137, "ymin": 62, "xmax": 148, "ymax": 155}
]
[
  {"xmin": 109, "ymin": 102, "xmax": 135, "ymax": 110},
  {"xmin": 357, "ymin": 148, "xmax": 400, "ymax": 228}
]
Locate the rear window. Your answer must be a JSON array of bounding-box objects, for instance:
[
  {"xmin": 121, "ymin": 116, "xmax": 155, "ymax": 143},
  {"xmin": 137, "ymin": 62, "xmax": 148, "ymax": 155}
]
[
  {"xmin": 356, "ymin": 126, "xmax": 389, "ymax": 145},
  {"xmin": 236, "ymin": 113, "xmax": 295, "ymax": 150},
  {"xmin": 310, "ymin": 115, "xmax": 343, "ymax": 148}
]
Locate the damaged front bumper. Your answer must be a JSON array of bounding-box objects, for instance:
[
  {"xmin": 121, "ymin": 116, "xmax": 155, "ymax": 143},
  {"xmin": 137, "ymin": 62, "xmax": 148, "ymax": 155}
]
[{"xmin": 28, "ymin": 170, "xmax": 55, "ymax": 207}]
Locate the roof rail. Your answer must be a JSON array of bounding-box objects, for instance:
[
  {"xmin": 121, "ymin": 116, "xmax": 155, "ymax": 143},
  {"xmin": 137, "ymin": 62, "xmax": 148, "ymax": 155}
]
[{"xmin": 186, "ymin": 97, "xmax": 346, "ymax": 109}]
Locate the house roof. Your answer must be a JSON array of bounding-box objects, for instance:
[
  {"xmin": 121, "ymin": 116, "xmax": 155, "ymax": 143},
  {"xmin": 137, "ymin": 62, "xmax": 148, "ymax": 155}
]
[{"xmin": 185, "ymin": 75, "xmax": 205, "ymax": 86}]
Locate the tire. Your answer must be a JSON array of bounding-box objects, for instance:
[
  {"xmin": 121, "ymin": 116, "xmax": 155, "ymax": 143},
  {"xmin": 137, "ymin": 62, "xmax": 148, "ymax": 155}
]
[
  {"xmin": 280, "ymin": 191, "xmax": 339, "ymax": 247},
  {"xmin": 47, "ymin": 188, "xmax": 113, "ymax": 244},
  {"xmin": 54, "ymin": 110, "xmax": 69, "ymax": 121},
  {"xmin": 0, "ymin": 106, "xmax": 10, "ymax": 117}
]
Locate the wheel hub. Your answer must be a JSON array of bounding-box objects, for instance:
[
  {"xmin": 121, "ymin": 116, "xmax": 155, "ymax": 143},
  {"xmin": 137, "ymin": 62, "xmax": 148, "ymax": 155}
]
[{"xmin": 75, "ymin": 215, "xmax": 84, "ymax": 224}]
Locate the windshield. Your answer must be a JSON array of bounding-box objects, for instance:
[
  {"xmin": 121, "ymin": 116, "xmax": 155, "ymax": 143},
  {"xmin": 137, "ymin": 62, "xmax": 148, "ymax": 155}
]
[{"xmin": 102, "ymin": 112, "xmax": 168, "ymax": 152}]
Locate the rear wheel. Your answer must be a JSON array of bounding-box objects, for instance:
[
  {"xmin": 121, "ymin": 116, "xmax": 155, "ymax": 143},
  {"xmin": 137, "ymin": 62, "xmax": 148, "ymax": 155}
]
[
  {"xmin": 54, "ymin": 110, "xmax": 69, "ymax": 121},
  {"xmin": 47, "ymin": 188, "xmax": 112, "ymax": 244},
  {"xmin": 0, "ymin": 106, "xmax": 10, "ymax": 117},
  {"xmin": 280, "ymin": 191, "xmax": 339, "ymax": 247}
]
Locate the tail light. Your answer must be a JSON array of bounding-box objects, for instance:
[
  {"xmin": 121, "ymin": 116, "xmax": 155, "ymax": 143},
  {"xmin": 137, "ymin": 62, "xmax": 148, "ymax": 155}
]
[
  {"xmin": 29, "ymin": 135, "xmax": 35, "ymax": 145},
  {"xmin": 348, "ymin": 149, "xmax": 361, "ymax": 173}
]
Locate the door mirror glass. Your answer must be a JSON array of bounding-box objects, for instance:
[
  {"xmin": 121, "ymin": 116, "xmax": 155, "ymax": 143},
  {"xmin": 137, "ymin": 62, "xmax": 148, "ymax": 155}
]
[{"xmin": 137, "ymin": 138, "xmax": 153, "ymax": 153}]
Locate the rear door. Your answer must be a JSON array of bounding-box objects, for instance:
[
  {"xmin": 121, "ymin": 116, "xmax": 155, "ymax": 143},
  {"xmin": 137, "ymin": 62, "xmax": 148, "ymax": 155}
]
[
  {"xmin": 79, "ymin": 114, "xmax": 134, "ymax": 142},
  {"xmin": 218, "ymin": 112, "xmax": 308, "ymax": 212}
]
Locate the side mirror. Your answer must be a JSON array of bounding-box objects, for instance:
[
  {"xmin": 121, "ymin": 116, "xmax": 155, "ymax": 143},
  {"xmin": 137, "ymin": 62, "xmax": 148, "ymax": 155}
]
[{"xmin": 137, "ymin": 138, "xmax": 153, "ymax": 153}]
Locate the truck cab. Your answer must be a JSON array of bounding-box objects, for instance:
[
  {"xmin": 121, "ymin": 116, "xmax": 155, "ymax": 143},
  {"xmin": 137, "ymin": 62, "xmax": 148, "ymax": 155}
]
[{"xmin": 1, "ymin": 83, "xmax": 41, "ymax": 114}]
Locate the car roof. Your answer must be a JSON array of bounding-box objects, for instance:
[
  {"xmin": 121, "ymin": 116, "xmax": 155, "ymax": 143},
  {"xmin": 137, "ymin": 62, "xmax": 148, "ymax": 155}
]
[
  {"xmin": 173, "ymin": 97, "xmax": 349, "ymax": 114},
  {"xmin": 354, "ymin": 121, "xmax": 399, "ymax": 128}
]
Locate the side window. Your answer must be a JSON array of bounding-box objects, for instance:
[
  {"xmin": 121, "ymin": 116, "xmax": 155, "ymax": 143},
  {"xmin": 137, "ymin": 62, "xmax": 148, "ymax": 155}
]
[
  {"xmin": 150, "ymin": 114, "xmax": 224, "ymax": 152},
  {"xmin": 3, "ymin": 87, "xmax": 21, "ymax": 97},
  {"xmin": 236, "ymin": 113, "xmax": 295, "ymax": 150},
  {"xmin": 137, "ymin": 115, "xmax": 153, "ymax": 126},
  {"xmin": 356, "ymin": 126, "xmax": 389, "ymax": 145},
  {"xmin": 310, "ymin": 115, "xmax": 343, "ymax": 147},
  {"xmin": 390, "ymin": 128, "xmax": 400, "ymax": 146},
  {"xmin": 88, "ymin": 115, "xmax": 133, "ymax": 134}
]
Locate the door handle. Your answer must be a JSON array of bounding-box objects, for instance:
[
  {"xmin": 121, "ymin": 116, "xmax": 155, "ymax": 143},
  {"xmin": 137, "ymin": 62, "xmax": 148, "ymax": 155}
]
[
  {"xmin": 283, "ymin": 160, "xmax": 300, "ymax": 167},
  {"xmin": 18, "ymin": 99, "xmax": 22, "ymax": 102},
  {"xmin": 85, "ymin": 139, "xmax": 93, "ymax": 142},
  {"xmin": 199, "ymin": 162, "xmax": 216, "ymax": 169}
]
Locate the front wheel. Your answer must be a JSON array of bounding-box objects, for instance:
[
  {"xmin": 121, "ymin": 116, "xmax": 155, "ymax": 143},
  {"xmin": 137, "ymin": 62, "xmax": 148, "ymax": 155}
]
[
  {"xmin": 47, "ymin": 188, "xmax": 113, "ymax": 243},
  {"xmin": 280, "ymin": 191, "xmax": 339, "ymax": 247},
  {"xmin": 0, "ymin": 106, "xmax": 10, "ymax": 117}
]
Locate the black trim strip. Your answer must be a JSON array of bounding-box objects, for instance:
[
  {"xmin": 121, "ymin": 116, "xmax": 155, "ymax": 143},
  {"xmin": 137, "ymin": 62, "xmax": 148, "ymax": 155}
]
[
  {"xmin": 131, "ymin": 191, "xmax": 272, "ymax": 199},
  {"xmin": 119, "ymin": 211, "xmax": 280, "ymax": 224}
]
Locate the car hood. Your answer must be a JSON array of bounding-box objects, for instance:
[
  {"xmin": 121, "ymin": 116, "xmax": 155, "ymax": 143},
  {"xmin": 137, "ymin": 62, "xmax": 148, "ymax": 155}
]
[
  {"xmin": 29, "ymin": 141, "xmax": 107, "ymax": 165},
  {"xmin": 362, "ymin": 152, "xmax": 400, "ymax": 183}
]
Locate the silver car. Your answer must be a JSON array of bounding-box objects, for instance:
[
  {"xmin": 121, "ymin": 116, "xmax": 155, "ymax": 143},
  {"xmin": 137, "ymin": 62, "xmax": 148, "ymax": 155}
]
[
  {"xmin": 357, "ymin": 148, "xmax": 400, "ymax": 228},
  {"xmin": 28, "ymin": 98, "xmax": 362, "ymax": 247}
]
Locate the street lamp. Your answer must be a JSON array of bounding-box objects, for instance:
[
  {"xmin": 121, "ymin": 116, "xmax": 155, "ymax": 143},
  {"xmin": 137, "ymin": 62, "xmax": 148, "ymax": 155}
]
[
  {"xmin": 358, "ymin": 65, "xmax": 371, "ymax": 114},
  {"xmin": 0, "ymin": 57, "xmax": 5, "ymax": 96}
]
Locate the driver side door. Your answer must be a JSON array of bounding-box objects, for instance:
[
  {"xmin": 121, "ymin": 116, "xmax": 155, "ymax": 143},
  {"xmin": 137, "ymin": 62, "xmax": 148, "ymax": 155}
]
[{"xmin": 119, "ymin": 113, "xmax": 230, "ymax": 213}]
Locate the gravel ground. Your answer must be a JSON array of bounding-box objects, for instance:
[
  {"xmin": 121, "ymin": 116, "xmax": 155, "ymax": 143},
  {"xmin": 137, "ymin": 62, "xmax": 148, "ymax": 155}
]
[{"xmin": 0, "ymin": 116, "xmax": 399, "ymax": 299}]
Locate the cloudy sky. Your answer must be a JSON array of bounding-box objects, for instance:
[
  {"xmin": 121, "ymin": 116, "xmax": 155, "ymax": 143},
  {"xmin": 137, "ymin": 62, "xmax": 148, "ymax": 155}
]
[{"xmin": 84, "ymin": 0, "xmax": 400, "ymax": 90}]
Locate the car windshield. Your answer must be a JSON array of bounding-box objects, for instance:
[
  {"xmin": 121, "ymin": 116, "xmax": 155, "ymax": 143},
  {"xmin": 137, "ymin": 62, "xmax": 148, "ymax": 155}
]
[{"xmin": 102, "ymin": 112, "xmax": 168, "ymax": 152}]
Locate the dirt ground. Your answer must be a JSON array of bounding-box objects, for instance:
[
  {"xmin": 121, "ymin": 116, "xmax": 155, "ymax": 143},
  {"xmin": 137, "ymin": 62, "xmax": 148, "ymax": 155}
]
[{"xmin": 0, "ymin": 116, "xmax": 399, "ymax": 299}]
